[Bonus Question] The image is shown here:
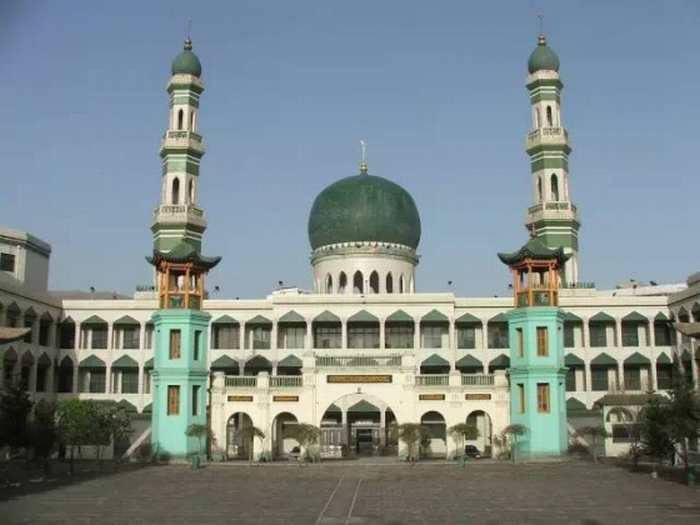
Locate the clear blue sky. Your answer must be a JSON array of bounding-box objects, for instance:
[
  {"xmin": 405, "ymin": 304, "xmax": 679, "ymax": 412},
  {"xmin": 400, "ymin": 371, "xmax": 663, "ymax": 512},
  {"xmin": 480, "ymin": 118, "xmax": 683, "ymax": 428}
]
[{"xmin": 2, "ymin": 1, "xmax": 699, "ymax": 298}]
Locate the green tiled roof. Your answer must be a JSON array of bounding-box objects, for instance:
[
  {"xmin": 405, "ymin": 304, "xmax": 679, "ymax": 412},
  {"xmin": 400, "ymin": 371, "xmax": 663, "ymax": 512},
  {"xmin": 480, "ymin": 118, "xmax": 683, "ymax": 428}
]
[
  {"xmin": 421, "ymin": 354, "xmax": 450, "ymax": 367},
  {"xmin": 348, "ymin": 310, "xmax": 379, "ymax": 323},
  {"xmin": 144, "ymin": 358, "xmax": 153, "ymax": 369},
  {"xmin": 497, "ymin": 237, "xmax": 569, "ymax": 266},
  {"xmin": 489, "ymin": 313, "xmax": 508, "ymax": 324},
  {"xmin": 456, "ymin": 354, "xmax": 482, "ymax": 368},
  {"xmin": 246, "ymin": 355, "xmax": 272, "ymax": 367},
  {"xmin": 591, "ymin": 353, "xmax": 617, "ymax": 366},
  {"xmin": 146, "ymin": 241, "xmax": 221, "ymax": 270},
  {"xmin": 211, "ymin": 355, "xmax": 239, "ymax": 369},
  {"xmin": 348, "ymin": 400, "xmax": 380, "ymax": 413},
  {"xmin": 114, "ymin": 315, "xmax": 139, "ymax": 326},
  {"xmin": 565, "ymin": 353, "xmax": 585, "ymax": 366},
  {"xmin": 314, "ymin": 311, "xmax": 341, "ymax": 323},
  {"xmin": 562, "ymin": 311, "xmax": 583, "ymax": 323},
  {"xmin": 111, "ymin": 355, "xmax": 138, "ymax": 369},
  {"xmin": 59, "ymin": 356, "xmax": 73, "ymax": 368},
  {"xmin": 656, "ymin": 352, "xmax": 672, "ymax": 365},
  {"xmin": 325, "ymin": 403, "xmax": 341, "ymax": 413},
  {"xmin": 624, "ymin": 352, "xmax": 650, "ymax": 366},
  {"xmin": 212, "ymin": 314, "xmax": 238, "ymax": 324},
  {"xmin": 278, "ymin": 311, "xmax": 306, "ymax": 324},
  {"xmin": 455, "ymin": 313, "xmax": 481, "ymax": 325},
  {"xmin": 489, "ymin": 354, "xmax": 510, "ymax": 367},
  {"xmin": 79, "ymin": 355, "xmax": 106, "ymax": 368},
  {"xmin": 623, "ymin": 312, "xmax": 648, "ymax": 323},
  {"xmin": 386, "ymin": 310, "xmax": 413, "ymax": 323},
  {"xmin": 247, "ymin": 315, "xmax": 272, "ymax": 325},
  {"xmin": 142, "ymin": 403, "xmax": 152, "ymax": 414},
  {"xmin": 590, "ymin": 312, "xmax": 615, "ymax": 323},
  {"xmin": 654, "ymin": 312, "xmax": 669, "ymax": 322},
  {"xmin": 82, "ymin": 315, "xmax": 107, "ymax": 325},
  {"xmin": 278, "ymin": 354, "xmax": 302, "ymax": 368},
  {"xmin": 421, "ymin": 309, "xmax": 448, "ymax": 323},
  {"xmin": 117, "ymin": 399, "xmax": 138, "ymax": 413}
]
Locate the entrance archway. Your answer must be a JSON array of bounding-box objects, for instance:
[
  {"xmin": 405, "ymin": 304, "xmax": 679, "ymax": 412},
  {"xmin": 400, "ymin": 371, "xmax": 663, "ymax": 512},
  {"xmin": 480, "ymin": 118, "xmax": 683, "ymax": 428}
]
[
  {"xmin": 271, "ymin": 412, "xmax": 298, "ymax": 459},
  {"xmin": 420, "ymin": 411, "xmax": 447, "ymax": 458},
  {"xmin": 466, "ymin": 410, "xmax": 493, "ymax": 456},
  {"xmin": 226, "ymin": 412, "xmax": 253, "ymax": 460}
]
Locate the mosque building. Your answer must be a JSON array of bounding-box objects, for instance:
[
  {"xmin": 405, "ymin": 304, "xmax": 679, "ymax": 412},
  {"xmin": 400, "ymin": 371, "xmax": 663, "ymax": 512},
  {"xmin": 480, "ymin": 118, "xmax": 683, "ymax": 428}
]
[{"xmin": 0, "ymin": 35, "xmax": 698, "ymax": 461}]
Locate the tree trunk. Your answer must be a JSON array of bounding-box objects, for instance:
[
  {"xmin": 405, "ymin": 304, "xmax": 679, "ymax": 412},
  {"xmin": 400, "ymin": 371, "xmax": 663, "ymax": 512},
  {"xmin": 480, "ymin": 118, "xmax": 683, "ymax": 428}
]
[{"xmin": 69, "ymin": 447, "xmax": 74, "ymax": 475}]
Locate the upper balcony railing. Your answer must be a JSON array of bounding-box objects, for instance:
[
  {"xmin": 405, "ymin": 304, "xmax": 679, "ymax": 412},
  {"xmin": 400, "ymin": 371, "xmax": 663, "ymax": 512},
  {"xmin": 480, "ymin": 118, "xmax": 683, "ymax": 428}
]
[
  {"xmin": 415, "ymin": 375, "xmax": 449, "ymax": 386},
  {"xmin": 315, "ymin": 354, "xmax": 402, "ymax": 368},
  {"xmin": 153, "ymin": 204, "xmax": 204, "ymax": 218},
  {"xmin": 528, "ymin": 201, "xmax": 577, "ymax": 215},
  {"xmin": 225, "ymin": 376, "xmax": 257, "ymax": 388},
  {"xmin": 526, "ymin": 127, "xmax": 568, "ymax": 148},
  {"xmin": 461, "ymin": 374, "xmax": 495, "ymax": 386},
  {"xmin": 270, "ymin": 375, "xmax": 303, "ymax": 388},
  {"xmin": 160, "ymin": 130, "xmax": 205, "ymax": 152}
]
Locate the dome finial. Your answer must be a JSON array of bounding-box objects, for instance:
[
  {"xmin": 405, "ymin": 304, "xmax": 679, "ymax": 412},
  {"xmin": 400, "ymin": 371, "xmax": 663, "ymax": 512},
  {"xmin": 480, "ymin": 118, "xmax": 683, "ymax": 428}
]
[
  {"xmin": 184, "ymin": 19, "xmax": 193, "ymax": 50},
  {"xmin": 359, "ymin": 140, "xmax": 368, "ymax": 174},
  {"xmin": 537, "ymin": 14, "xmax": 546, "ymax": 45}
]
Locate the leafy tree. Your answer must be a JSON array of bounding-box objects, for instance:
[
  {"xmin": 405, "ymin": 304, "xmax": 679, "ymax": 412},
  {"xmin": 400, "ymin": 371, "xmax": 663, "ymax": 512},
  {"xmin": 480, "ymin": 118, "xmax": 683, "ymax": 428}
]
[
  {"xmin": 0, "ymin": 382, "xmax": 33, "ymax": 450},
  {"xmin": 56, "ymin": 399, "xmax": 94, "ymax": 474},
  {"xmin": 91, "ymin": 402, "xmax": 132, "ymax": 467},
  {"xmin": 186, "ymin": 423, "xmax": 212, "ymax": 457},
  {"xmin": 397, "ymin": 423, "xmax": 429, "ymax": 462},
  {"xmin": 502, "ymin": 424, "xmax": 527, "ymax": 464},
  {"xmin": 27, "ymin": 400, "xmax": 57, "ymax": 475},
  {"xmin": 447, "ymin": 423, "xmax": 479, "ymax": 459},
  {"xmin": 283, "ymin": 423, "xmax": 321, "ymax": 462},
  {"xmin": 236, "ymin": 425, "xmax": 265, "ymax": 463},
  {"xmin": 662, "ymin": 370, "xmax": 700, "ymax": 473},
  {"xmin": 639, "ymin": 396, "xmax": 675, "ymax": 476},
  {"xmin": 575, "ymin": 426, "xmax": 609, "ymax": 464}
]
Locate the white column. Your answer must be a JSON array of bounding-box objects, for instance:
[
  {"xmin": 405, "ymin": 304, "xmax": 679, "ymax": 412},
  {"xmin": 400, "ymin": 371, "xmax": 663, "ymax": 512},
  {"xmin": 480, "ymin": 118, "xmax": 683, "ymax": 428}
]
[
  {"xmin": 616, "ymin": 361, "xmax": 624, "ymax": 391},
  {"xmin": 72, "ymin": 365, "xmax": 79, "ymax": 393},
  {"xmin": 379, "ymin": 319, "xmax": 385, "ymax": 350},
  {"xmin": 139, "ymin": 323, "xmax": 146, "ymax": 350},
  {"xmin": 414, "ymin": 318, "xmax": 421, "ymax": 350},
  {"xmin": 615, "ymin": 319, "xmax": 622, "ymax": 348},
  {"xmin": 305, "ymin": 319, "xmax": 312, "ymax": 350},
  {"xmin": 482, "ymin": 323, "xmax": 489, "ymax": 351},
  {"xmin": 271, "ymin": 322, "xmax": 278, "ymax": 351},
  {"xmin": 74, "ymin": 323, "xmax": 80, "ymax": 351},
  {"xmin": 379, "ymin": 410, "xmax": 386, "ymax": 446},
  {"xmin": 106, "ymin": 365, "xmax": 112, "ymax": 393},
  {"xmin": 583, "ymin": 318, "xmax": 590, "ymax": 348},
  {"xmin": 239, "ymin": 322, "xmax": 246, "ymax": 351},
  {"xmin": 341, "ymin": 319, "xmax": 347, "ymax": 349},
  {"xmin": 449, "ymin": 321, "xmax": 456, "ymax": 371}
]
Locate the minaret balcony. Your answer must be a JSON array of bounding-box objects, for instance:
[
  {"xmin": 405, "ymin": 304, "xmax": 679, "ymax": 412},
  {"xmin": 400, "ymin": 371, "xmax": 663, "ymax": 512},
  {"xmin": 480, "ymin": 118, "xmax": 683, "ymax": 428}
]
[
  {"xmin": 526, "ymin": 127, "xmax": 569, "ymax": 149},
  {"xmin": 526, "ymin": 201, "xmax": 579, "ymax": 225},
  {"xmin": 152, "ymin": 204, "xmax": 207, "ymax": 227},
  {"xmin": 160, "ymin": 130, "xmax": 205, "ymax": 155}
]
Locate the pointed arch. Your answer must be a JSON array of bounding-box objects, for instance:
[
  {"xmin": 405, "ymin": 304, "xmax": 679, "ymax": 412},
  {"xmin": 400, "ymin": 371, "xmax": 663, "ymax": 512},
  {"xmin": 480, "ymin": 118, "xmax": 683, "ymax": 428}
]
[
  {"xmin": 172, "ymin": 177, "xmax": 180, "ymax": 205},
  {"xmin": 353, "ymin": 271, "xmax": 363, "ymax": 294},
  {"xmin": 188, "ymin": 179, "xmax": 194, "ymax": 204},
  {"xmin": 537, "ymin": 177, "xmax": 543, "ymax": 202},
  {"xmin": 399, "ymin": 274, "xmax": 405, "ymax": 294},
  {"xmin": 546, "ymin": 105, "xmax": 553, "ymax": 127},
  {"xmin": 535, "ymin": 107, "xmax": 541, "ymax": 128},
  {"xmin": 177, "ymin": 109, "xmax": 184, "ymax": 130},
  {"xmin": 369, "ymin": 271, "xmax": 379, "ymax": 294},
  {"xmin": 550, "ymin": 174, "xmax": 559, "ymax": 201},
  {"xmin": 338, "ymin": 272, "xmax": 347, "ymax": 294},
  {"xmin": 386, "ymin": 272, "xmax": 394, "ymax": 294},
  {"xmin": 325, "ymin": 273, "xmax": 333, "ymax": 294},
  {"xmin": 189, "ymin": 110, "xmax": 195, "ymax": 131}
]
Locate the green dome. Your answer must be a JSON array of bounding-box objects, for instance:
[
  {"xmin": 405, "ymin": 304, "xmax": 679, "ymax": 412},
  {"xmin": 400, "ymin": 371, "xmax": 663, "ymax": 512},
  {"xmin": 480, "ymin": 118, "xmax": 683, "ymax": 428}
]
[
  {"xmin": 528, "ymin": 35, "xmax": 560, "ymax": 74},
  {"xmin": 308, "ymin": 173, "xmax": 421, "ymax": 250},
  {"xmin": 171, "ymin": 40, "xmax": 202, "ymax": 77}
]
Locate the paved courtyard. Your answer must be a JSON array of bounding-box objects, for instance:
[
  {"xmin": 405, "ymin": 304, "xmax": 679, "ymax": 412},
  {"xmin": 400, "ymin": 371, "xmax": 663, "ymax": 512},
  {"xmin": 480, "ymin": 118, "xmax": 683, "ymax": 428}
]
[{"xmin": 1, "ymin": 461, "xmax": 699, "ymax": 524}]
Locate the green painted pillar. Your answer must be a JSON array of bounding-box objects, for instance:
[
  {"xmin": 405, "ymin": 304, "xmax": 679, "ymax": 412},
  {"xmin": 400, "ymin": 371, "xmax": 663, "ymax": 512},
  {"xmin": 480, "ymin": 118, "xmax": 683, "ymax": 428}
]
[
  {"xmin": 151, "ymin": 309, "xmax": 211, "ymax": 459},
  {"xmin": 506, "ymin": 307, "xmax": 568, "ymax": 458}
]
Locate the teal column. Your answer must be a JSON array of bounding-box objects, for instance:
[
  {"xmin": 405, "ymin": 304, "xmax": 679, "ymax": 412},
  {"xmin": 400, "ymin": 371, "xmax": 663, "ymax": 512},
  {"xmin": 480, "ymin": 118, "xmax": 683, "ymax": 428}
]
[
  {"xmin": 151, "ymin": 309, "xmax": 210, "ymax": 459},
  {"xmin": 506, "ymin": 307, "xmax": 567, "ymax": 458}
]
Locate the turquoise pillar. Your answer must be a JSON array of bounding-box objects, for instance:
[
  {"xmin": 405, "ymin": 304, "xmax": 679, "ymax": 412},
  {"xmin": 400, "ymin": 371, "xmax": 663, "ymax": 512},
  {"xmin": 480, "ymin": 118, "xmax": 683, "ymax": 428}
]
[
  {"xmin": 151, "ymin": 309, "xmax": 211, "ymax": 459},
  {"xmin": 506, "ymin": 306, "xmax": 567, "ymax": 458}
]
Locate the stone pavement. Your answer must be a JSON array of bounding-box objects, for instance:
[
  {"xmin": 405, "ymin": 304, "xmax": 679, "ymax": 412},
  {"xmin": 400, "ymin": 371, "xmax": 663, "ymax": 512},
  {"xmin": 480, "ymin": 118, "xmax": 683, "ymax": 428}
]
[{"xmin": 1, "ymin": 461, "xmax": 699, "ymax": 524}]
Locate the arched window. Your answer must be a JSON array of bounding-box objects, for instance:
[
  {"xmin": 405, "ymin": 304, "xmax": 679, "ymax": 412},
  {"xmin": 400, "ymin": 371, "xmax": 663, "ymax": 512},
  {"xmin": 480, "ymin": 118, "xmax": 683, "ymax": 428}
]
[
  {"xmin": 189, "ymin": 111, "xmax": 195, "ymax": 131},
  {"xmin": 172, "ymin": 178, "xmax": 180, "ymax": 205},
  {"xmin": 386, "ymin": 273, "xmax": 393, "ymax": 294},
  {"xmin": 325, "ymin": 274, "xmax": 333, "ymax": 294},
  {"xmin": 399, "ymin": 275, "xmax": 405, "ymax": 294},
  {"xmin": 550, "ymin": 174, "xmax": 559, "ymax": 201},
  {"xmin": 537, "ymin": 177, "xmax": 543, "ymax": 202},
  {"xmin": 188, "ymin": 179, "xmax": 194, "ymax": 204},
  {"xmin": 177, "ymin": 109, "xmax": 184, "ymax": 130},
  {"xmin": 353, "ymin": 271, "xmax": 363, "ymax": 294},
  {"xmin": 546, "ymin": 106, "xmax": 553, "ymax": 127},
  {"xmin": 369, "ymin": 271, "xmax": 379, "ymax": 294},
  {"xmin": 535, "ymin": 108, "xmax": 541, "ymax": 128},
  {"xmin": 338, "ymin": 272, "xmax": 347, "ymax": 294}
]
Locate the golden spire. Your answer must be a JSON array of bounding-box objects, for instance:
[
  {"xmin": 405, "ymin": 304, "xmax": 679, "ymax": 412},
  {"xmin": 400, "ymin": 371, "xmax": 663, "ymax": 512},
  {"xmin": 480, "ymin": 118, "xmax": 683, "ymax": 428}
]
[{"xmin": 359, "ymin": 140, "xmax": 368, "ymax": 174}]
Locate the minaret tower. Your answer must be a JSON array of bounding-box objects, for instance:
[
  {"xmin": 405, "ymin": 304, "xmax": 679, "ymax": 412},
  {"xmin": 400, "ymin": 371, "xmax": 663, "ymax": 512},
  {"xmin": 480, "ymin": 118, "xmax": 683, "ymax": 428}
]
[
  {"xmin": 151, "ymin": 37, "xmax": 207, "ymax": 254},
  {"xmin": 498, "ymin": 238, "xmax": 569, "ymax": 459},
  {"xmin": 148, "ymin": 38, "xmax": 221, "ymax": 460},
  {"xmin": 524, "ymin": 34, "xmax": 580, "ymax": 284}
]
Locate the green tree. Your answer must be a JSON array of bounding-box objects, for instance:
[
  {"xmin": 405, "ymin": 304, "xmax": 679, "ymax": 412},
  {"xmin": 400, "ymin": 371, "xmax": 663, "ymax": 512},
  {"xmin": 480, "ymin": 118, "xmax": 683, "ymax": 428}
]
[
  {"xmin": 663, "ymin": 370, "xmax": 700, "ymax": 473},
  {"xmin": 56, "ymin": 399, "xmax": 94, "ymax": 474},
  {"xmin": 27, "ymin": 400, "xmax": 57, "ymax": 475},
  {"xmin": 397, "ymin": 423, "xmax": 429, "ymax": 462},
  {"xmin": 0, "ymin": 382, "xmax": 33, "ymax": 450},
  {"xmin": 186, "ymin": 423, "xmax": 212, "ymax": 457},
  {"xmin": 502, "ymin": 424, "xmax": 527, "ymax": 464},
  {"xmin": 447, "ymin": 423, "xmax": 479, "ymax": 459},
  {"xmin": 284, "ymin": 423, "xmax": 321, "ymax": 462},
  {"xmin": 236, "ymin": 425, "xmax": 265, "ymax": 463},
  {"xmin": 575, "ymin": 426, "xmax": 609, "ymax": 464},
  {"xmin": 639, "ymin": 396, "xmax": 675, "ymax": 476}
]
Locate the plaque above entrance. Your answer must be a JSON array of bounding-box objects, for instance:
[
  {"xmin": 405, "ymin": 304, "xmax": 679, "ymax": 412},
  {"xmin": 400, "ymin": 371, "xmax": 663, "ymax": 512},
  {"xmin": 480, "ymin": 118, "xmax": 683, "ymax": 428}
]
[{"xmin": 327, "ymin": 375, "xmax": 392, "ymax": 384}]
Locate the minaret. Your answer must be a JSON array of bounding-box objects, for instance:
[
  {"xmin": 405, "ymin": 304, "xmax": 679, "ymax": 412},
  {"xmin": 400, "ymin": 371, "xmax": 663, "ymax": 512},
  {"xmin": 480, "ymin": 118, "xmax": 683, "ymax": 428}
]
[
  {"xmin": 498, "ymin": 238, "xmax": 569, "ymax": 459},
  {"xmin": 151, "ymin": 37, "xmax": 207, "ymax": 254},
  {"xmin": 148, "ymin": 38, "xmax": 221, "ymax": 460},
  {"xmin": 524, "ymin": 34, "xmax": 580, "ymax": 284}
]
